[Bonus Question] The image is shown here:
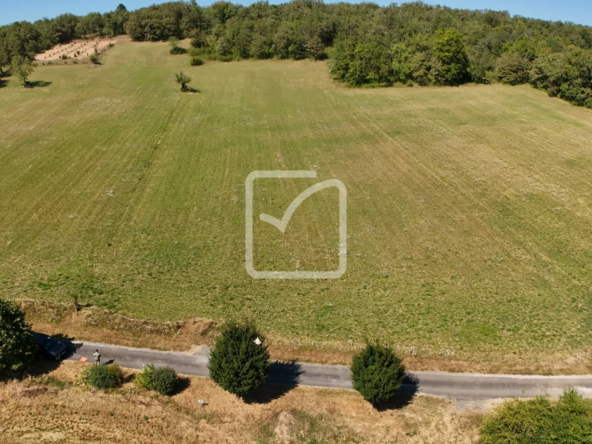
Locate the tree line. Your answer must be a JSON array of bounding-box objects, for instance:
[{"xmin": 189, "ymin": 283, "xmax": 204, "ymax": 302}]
[{"xmin": 2, "ymin": 1, "xmax": 592, "ymax": 107}]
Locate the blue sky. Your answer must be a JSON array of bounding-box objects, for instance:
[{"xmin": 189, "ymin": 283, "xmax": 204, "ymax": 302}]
[{"xmin": 2, "ymin": 0, "xmax": 592, "ymax": 27}]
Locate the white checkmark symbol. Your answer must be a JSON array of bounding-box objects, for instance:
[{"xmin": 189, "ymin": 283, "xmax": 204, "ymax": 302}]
[{"xmin": 259, "ymin": 179, "xmax": 342, "ymax": 233}]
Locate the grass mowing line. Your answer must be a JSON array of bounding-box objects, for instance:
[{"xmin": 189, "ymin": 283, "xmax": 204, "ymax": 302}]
[{"xmin": 2, "ymin": 43, "xmax": 592, "ymax": 367}]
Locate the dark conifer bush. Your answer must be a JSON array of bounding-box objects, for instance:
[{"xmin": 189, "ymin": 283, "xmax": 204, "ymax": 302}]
[
  {"xmin": 208, "ymin": 320, "xmax": 269, "ymax": 397},
  {"xmin": 351, "ymin": 342, "xmax": 406, "ymax": 406}
]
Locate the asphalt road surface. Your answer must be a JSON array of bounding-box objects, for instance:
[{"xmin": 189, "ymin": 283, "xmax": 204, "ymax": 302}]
[{"xmin": 67, "ymin": 341, "xmax": 592, "ymax": 400}]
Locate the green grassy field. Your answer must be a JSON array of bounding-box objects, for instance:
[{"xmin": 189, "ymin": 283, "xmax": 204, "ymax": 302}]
[{"xmin": 2, "ymin": 40, "xmax": 592, "ymax": 360}]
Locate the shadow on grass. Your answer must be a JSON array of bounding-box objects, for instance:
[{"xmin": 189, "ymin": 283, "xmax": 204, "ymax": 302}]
[
  {"xmin": 173, "ymin": 375, "xmax": 192, "ymax": 395},
  {"xmin": 25, "ymin": 80, "xmax": 52, "ymax": 88},
  {"xmin": 0, "ymin": 79, "xmax": 6, "ymax": 88},
  {"xmin": 181, "ymin": 86, "xmax": 200, "ymax": 93},
  {"xmin": 373, "ymin": 373, "xmax": 420, "ymax": 411},
  {"xmin": 244, "ymin": 361, "xmax": 304, "ymax": 404}
]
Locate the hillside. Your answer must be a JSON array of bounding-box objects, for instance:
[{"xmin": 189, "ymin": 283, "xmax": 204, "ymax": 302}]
[{"xmin": 1, "ymin": 40, "xmax": 592, "ymax": 366}]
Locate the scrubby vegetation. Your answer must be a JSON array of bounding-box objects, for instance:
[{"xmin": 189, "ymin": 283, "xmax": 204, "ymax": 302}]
[
  {"xmin": 79, "ymin": 363, "xmax": 123, "ymax": 389},
  {"xmin": 135, "ymin": 363, "xmax": 178, "ymax": 396},
  {"xmin": 189, "ymin": 56, "xmax": 203, "ymax": 66},
  {"xmin": 480, "ymin": 389, "xmax": 592, "ymax": 443},
  {"xmin": 0, "ymin": 362, "xmax": 485, "ymax": 443},
  {"xmin": 3, "ymin": 1, "xmax": 592, "ymax": 106},
  {"xmin": 208, "ymin": 320, "xmax": 269, "ymax": 397},
  {"xmin": 80, "ymin": 364, "xmax": 119, "ymax": 389},
  {"xmin": 0, "ymin": 298, "xmax": 36, "ymax": 376}
]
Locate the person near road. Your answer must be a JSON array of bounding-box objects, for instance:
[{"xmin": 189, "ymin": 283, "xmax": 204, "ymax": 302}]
[{"xmin": 93, "ymin": 350, "xmax": 101, "ymax": 366}]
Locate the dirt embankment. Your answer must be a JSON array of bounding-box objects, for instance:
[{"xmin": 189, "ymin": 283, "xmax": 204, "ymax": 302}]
[
  {"xmin": 20, "ymin": 299, "xmax": 592, "ymax": 376},
  {"xmin": 0, "ymin": 361, "xmax": 485, "ymax": 444}
]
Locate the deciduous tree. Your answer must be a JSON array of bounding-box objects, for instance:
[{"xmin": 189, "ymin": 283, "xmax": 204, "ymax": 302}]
[
  {"xmin": 10, "ymin": 55, "xmax": 34, "ymax": 86},
  {"xmin": 432, "ymin": 29, "xmax": 470, "ymax": 85},
  {"xmin": 0, "ymin": 299, "xmax": 36, "ymax": 376},
  {"xmin": 174, "ymin": 70, "xmax": 192, "ymax": 90}
]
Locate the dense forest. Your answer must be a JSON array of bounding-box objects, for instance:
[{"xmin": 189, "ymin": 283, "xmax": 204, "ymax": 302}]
[{"xmin": 2, "ymin": 1, "xmax": 592, "ymax": 107}]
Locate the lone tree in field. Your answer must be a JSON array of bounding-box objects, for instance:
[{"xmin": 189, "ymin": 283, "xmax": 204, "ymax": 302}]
[
  {"xmin": 10, "ymin": 55, "xmax": 35, "ymax": 87},
  {"xmin": 208, "ymin": 320, "xmax": 269, "ymax": 397},
  {"xmin": 351, "ymin": 342, "xmax": 406, "ymax": 406},
  {"xmin": 0, "ymin": 298, "xmax": 37, "ymax": 376},
  {"xmin": 174, "ymin": 71, "xmax": 192, "ymax": 91}
]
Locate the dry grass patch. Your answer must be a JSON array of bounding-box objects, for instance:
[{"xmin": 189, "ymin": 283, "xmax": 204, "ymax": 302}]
[
  {"xmin": 35, "ymin": 38, "xmax": 118, "ymax": 62},
  {"xmin": 0, "ymin": 361, "xmax": 484, "ymax": 444}
]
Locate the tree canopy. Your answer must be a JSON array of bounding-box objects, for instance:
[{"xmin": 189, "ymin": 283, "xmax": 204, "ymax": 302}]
[
  {"xmin": 2, "ymin": 1, "xmax": 592, "ymax": 106},
  {"xmin": 11, "ymin": 55, "xmax": 34, "ymax": 85},
  {"xmin": 351, "ymin": 342, "xmax": 406, "ymax": 406},
  {"xmin": 0, "ymin": 299, "xmax": 37, "ymax": 376},
  {"xmin": 208, "ymin": 320, "xmax": 269, "ymax": 397}
]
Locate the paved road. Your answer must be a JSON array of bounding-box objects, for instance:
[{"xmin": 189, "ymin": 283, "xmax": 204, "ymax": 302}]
[{"xmin": 67, "ymin": 341, "xmax": 592, "ymax": 400}]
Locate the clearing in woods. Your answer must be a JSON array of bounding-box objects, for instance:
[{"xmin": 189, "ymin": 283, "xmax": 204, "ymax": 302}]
[
  {"xmin": 1, "ymin": 40, "xmax": 592, "ymax": 364},
  {"xmin": 35, "ymin": 38, "xmax": 118, "ymax": 62}
]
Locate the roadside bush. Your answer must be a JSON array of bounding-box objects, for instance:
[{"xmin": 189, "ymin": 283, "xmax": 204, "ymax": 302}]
[
  {"xmin": 135, "ymin": 363, "xmax": 178, "ymax": 396},
  {"xmin": 106, "ymin": 363, "xmax": 124, "ymax": 385},
  {"xmin": 208, "ymin": 320, "xmax": 269, "ymax": 397},
  {"xmin": 87, "ymin": 365, "xmax": 117, "ymax": 389},
  {"xmin": 170, "ymin": 47, "xmax": 187, "ymax": 55},
  {"xmin": 480, "ymin": 388, "xmax": 592, "ymax": 443},
  {"xmin": 0, "ymin": 298, "xmax": 37, "ymax": 376},
  {"xmin": 89, "ymin": 54, "xmax": 99, "ymax": 64},
  {"xmin": 190, "ymin": 57, "xmax": 203, "ymax": 66},
  {"xmin": 351, "ymin": 342, "xmax": 406, "ymax": 406},
  {"xmin": 78, "ymin": 366, "xmax": 91, "ymax": 386}
]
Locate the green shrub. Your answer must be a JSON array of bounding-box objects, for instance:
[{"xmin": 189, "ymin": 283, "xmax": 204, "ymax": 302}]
[
  {"xmin": 351, "ymin": 342, "xmax": 406, "ymax": 406},
  {"xmin": 87, "ymin": 365, "xmax": 117, "ymax": 389},
  {"xmin": 480, "ymin": 388, "xmax": 592, "ymax": 443},
  {"xmin": 187, "ymin": 47, "xmax": 201, "ymax": 57},
  {"xmin": 78, "ymin": 366, "xmax": 92, "ymax": 386},
  {"xmin": 208, "ymin": 320, "xmax": 269, "ymax": 397},
  {"xmin": 170, "ymin": 47, "xmax": 187, "ymax": 55},
  {"xmin": 0, "ymin": 298, "xmax": 37, "ymax": 376},
  {"xmin": 106, "ymin": 364, "xmax": 124, "ymax": 385},
  {"xmin": 135, "ymin": 363, "xmax": 178, "ymax": 396},
  {"xmin": 190, "ymin": 57, "xmax": 203, "ymax": 66},
  {"xmin": 89, "ymin": 54, "xmax": 99, "ymax": 64}
]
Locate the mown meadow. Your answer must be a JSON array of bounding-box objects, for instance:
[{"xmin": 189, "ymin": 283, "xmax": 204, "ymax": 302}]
[{"xmin": 2, "ymin": 40, "xmax": 592, "ymax": 362}]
